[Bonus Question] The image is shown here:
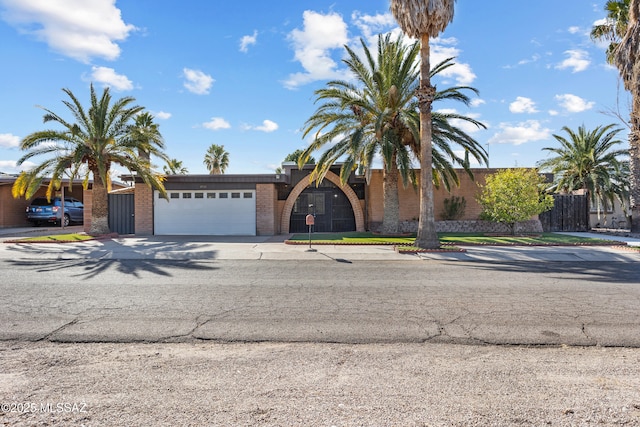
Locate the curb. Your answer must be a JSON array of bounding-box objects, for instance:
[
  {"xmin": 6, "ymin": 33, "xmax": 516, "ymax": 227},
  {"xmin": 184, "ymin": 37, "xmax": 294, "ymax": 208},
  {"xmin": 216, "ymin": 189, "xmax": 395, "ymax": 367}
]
[{"xmin": 3, "ymin": 233, "xmax": 119, "ymax": 244}]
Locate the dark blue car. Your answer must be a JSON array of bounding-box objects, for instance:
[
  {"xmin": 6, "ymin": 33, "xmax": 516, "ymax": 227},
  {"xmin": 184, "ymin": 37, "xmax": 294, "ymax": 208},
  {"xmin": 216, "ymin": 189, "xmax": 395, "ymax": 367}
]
[{"xmin": 26, "ymin": 197, "xmax": 84, "ymax": 226}]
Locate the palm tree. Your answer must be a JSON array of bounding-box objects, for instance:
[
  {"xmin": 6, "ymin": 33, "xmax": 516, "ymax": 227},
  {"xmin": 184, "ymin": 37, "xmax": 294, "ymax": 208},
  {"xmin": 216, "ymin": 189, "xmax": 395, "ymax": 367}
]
[
  {"xmin": 284, "ymin": 149, "xmax": 315, "ymax": 164},
  {"xmin": 613, "ymin": 0, "xmax": 640, "ymax": 232},
  {"xmin": 591, "ymin": 0, "xmax": 630, "ymax": 64},
  {"xmin": 301, "ymin": 34, "xmax": 420, "ymax": 234},
  {"xmin": 537, "ymin": 124, "xmax": 629, "ymax": 218},
  {"xmin": 12, "ymin": 84, "xmax": 168, "ymax": 235},
  {"xmin": 300, "ymin": 34, "xmax": 485, "ymax": 234},
  {"xmin": 163, "ymin": 158, "xmax": 189, "ymax": 175},
  {"xmin": 203, "ymin": 144, "xmax": 229, "ymax": 174},
  {"xmin": 129, "ymin": 112, "xmax": 163, "ymax": 158},
  {"xmin": 391, "ymin": 0, "xmax": 456, "ymax": 248}
]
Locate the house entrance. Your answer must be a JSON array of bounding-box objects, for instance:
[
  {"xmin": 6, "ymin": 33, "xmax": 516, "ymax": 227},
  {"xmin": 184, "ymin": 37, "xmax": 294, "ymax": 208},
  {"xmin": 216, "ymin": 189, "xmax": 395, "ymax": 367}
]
[{"xmin": 289, "ymin": 183, "xmax": 355, "ymax": 233}]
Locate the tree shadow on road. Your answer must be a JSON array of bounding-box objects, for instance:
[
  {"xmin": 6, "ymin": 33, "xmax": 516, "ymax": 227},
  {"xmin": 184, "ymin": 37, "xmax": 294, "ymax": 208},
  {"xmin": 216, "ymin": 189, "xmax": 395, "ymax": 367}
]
[
  {"xmin": 461, "ymin": 260, "xmax": 640, "ymax": 284},
  {"xmin": 4, "ymin": 238, "xmax": 219, "ymax": 279}
]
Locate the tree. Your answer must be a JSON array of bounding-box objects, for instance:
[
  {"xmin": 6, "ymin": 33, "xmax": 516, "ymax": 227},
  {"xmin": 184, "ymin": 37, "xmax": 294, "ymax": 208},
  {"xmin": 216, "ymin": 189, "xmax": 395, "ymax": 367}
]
[
  {"xmin": 477, "ymin": 169, "xmax": 554, "ymax": 235},
  {"xmin": 12, "ymin": 84, "xmax": 168, "ymax": 235},
  {"xmin": 300, "ymin": 34, "xmax": 485, "ymax": 234},
  {"xmin": 163, "ymin": 158, "xmax": 188, "ymax": 175},
  {"xmin": 536, "ymin": 124, "xmax": 629, "ymax": 218},
  {"xmin": 203, "ymin": 144, "xmax": 229, "ymax": 174},
  {"xmin": 612, "ymin": 0, "xmax": 640, "ymax": 232},
  {"xmin": 284, "ymin": 149, "xmax": 315, "ymax": 164},
  {"xmin": 391, "ymin": 0, "xmax": 456, "ymax": 248},
  {"xmin": 591, "ymin": 0, "xmax": 630, "ymax": 64},
  {"xmin": 300, "ymin": 34, "xmax": 422, "ymax": 234}
]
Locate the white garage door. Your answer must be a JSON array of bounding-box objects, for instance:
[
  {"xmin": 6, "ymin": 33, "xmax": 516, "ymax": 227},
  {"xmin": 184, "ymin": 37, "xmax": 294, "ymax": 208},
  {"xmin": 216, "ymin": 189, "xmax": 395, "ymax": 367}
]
[{"xmin": 154, "ymin": 190, "xmax": 256, "ymax": 235}]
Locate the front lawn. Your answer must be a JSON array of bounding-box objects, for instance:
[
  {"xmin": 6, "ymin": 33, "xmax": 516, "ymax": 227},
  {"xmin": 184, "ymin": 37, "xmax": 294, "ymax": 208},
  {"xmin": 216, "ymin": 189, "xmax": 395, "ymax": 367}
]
[
  {"xmin": 287, "ymin": 232, "xmax": 618, "ymax": 246},
  {"xmin": 9, "ymin": 233, "xmax": 94, "ymax": 243}
]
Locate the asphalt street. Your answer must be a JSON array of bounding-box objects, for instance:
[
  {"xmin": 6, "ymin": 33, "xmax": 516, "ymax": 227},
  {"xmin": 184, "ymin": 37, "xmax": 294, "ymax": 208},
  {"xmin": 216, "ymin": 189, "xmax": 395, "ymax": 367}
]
[
  {"xmin": 2, "ymin": 232, "xmax": 640, "ymax": 425},
  {"xmin": 1, "ymin": 233, "xmax": 639, "ymax": 346}
]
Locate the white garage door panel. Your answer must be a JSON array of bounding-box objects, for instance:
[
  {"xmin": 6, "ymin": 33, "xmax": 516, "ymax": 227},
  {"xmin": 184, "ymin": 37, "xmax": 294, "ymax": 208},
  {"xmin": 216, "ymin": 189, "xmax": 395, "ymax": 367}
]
[{"xmin": 154, "ymin": 191, "xmax": 256, "ymax": 235}]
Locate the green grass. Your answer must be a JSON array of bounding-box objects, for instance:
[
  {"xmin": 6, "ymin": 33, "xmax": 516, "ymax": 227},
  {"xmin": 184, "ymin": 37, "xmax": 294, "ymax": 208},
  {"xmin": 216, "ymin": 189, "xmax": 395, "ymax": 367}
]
[
  {"xmin": 288, "ymin": 231, "xmax": 618, "ymax": 246},
  {"xmin": 288, "ymin": 231, "xmax": 415, "ymax": 245},
  {"xmin": 13, "ymin": 233, "xmax": 94, "ymax": 243}
]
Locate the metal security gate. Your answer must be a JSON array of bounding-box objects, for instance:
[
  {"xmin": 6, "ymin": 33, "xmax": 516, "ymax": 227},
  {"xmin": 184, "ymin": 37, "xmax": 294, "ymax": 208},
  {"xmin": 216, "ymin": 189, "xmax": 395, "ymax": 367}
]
[
  {"xmin": 290, "ymin": 186, "xmax": 355, "ymax": 233},
  {"xmin": 108, "ymin": 193, "xmax": 135, "ymax": 235},
  {"xmin": 539, "ymin": 194, "xmax": 589, "ymax": 232}
]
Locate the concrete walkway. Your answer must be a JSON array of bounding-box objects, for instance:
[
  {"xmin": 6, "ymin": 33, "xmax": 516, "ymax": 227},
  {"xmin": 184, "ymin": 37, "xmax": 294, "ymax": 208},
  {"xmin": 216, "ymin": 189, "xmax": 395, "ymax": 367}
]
[{"xmin": 1, "ymin": 227, "xmax": 639, "ymax": 262}]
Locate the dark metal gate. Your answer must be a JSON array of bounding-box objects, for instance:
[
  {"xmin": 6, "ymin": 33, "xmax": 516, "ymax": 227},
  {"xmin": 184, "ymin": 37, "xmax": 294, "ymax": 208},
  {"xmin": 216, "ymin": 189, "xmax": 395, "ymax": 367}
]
[
  {"xmin": 539, "ymin": 194, "xmax": 589, "ymax": 232},
  {"xmin": 108, "ymin": 193, "xmax": 135, "ymax": 234},
  {"xmin": 290, "ymin": 186, "xmax": 355, "ymax": 233}
]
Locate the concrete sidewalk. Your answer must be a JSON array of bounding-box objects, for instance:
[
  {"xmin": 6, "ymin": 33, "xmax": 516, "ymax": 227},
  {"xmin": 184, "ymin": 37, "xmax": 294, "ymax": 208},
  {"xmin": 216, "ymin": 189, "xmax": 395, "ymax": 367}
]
[{"xmin": 0, "ymin": 230, "xmax": 639, "ymax": 262}]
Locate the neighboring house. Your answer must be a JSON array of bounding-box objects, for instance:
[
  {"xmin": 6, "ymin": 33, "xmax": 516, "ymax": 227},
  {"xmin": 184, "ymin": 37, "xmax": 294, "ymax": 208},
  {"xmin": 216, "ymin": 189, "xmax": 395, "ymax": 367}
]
[
  {"xmin": 0, "ymin": 173, "xmax": 126, "ymax": 229},
  {"xmin": 122, "ymin": 164, "xmax": 514, "ymax": 236},
  {"xmin": 584, "ymin": 191, "xmax": 630, "ymax": 229}
]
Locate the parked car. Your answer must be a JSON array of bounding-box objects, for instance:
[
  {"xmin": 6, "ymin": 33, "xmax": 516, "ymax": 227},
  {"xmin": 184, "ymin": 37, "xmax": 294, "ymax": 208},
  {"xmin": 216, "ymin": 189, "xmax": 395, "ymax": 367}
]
[{"xmin": 26, "ymin": 197, "xmax": 84, "ymax": 226}]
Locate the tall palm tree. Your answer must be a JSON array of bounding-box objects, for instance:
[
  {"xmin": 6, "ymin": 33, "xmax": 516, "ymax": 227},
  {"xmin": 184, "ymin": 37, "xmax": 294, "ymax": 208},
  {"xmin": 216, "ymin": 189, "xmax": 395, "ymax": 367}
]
[
  {"xmin": 591, "ymin": 0, "xmax": 630, "ymax": 64},
  {"xmin": 391, "ymin": 0, "xmax": 456, "ymax": 248},
  {"xmin": 128, "ymin": 112, "xmax": 164, "ymax": 158},
  {"xmin": 163, "ymin": 158, "xmax": 189, "ymax": 175},
  {"xmin": 537, "ymin": 124, "xmax": 629, "ymax": 217},
  {"xmin": 203, "ymin": 144, "xmax": 229, "ymax": 174},
  {"xmin": 12, "ymin": 84, "xmax": 168, "ymax": 235},
  {"xmin": 613, "ymin": 0, "xmax": 640, "ymax": 232},
  {"xmin": 301, "ymin": 34, "xmax": 421, "ymax": 234},
  {"xmin": 300, "ymin": 34, "xmax": 485, "ymax": 234}
]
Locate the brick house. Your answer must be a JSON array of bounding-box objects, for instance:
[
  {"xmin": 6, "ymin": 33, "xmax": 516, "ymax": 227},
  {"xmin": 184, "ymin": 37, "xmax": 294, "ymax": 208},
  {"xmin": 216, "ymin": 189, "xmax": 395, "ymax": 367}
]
[{"xmin": 121, "ymin": 164, "xmax": 526, "ymax": 236}]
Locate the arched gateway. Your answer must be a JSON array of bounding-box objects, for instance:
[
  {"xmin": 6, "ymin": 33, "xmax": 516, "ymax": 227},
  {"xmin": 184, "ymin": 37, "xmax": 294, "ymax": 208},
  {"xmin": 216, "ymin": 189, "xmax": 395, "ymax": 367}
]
[{"xmin": 280, "ymin": 171, "xmax": 365, "ymax": 234}]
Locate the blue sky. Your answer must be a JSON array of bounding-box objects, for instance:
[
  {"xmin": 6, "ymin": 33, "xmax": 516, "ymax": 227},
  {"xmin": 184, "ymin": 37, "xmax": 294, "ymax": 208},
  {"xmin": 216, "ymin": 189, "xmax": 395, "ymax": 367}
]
[{"xmin": 0, "ymin": 0, "xmax": 628, "ymax": 177}]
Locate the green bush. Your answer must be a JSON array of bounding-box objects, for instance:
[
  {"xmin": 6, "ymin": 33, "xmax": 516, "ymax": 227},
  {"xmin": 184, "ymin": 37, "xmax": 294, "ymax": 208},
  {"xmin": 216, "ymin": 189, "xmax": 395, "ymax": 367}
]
[
  {"xmin": 441, "ymin": 196, "xmax": 466, "ymax": 220},
  {"xmin": 477, "ymin": 169, "xmax": 554, "ymax": 234}
]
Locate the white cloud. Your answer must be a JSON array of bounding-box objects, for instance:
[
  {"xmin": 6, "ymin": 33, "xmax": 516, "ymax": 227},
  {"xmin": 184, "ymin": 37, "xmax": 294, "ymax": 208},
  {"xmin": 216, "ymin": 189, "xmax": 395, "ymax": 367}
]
[
  {"xmin": 0, "ymin": 0, "xmax": 135, "ymax": 63},
  {"xmin": 254, "ymin": 120, "xmax": 279, "ymax": 133},
  {"xmin": 203, "ymin": 117, "xmax": 231, "ymax": 130},
  {"xmin": 351, "ymin": 11, "xmax": 396, "ymax": 39},
  {"xmin": 470, "ymin": 98, "xmax": 486, "ymax": 107},
  {"xmin": 89, "ymin": 66, "xmax": 133, "ymax": 91},
  {"xmin": 0, "ymin": 133, "xmax": 20, "ymax": 148},
  {"xmin": 153, "ymin": 111, "xmax": 172, "ymax": 120},
  {"xmin": 284, "ymin": 10, "xmax": 350, "ymax": 89},
  {"xmin": 555, "ymin": 93, "xmax": 594, "ymax": 113},
  {"xmin": 0, "ymin": 160, "xmax": 36, "ymax": 173},
  {"xmin": 240, "ymin": 30, "xmax": 258, "ymax": 53},
  {"xmin": 556, "ymin": 49, "xmax": 590, "ymax": 73},
  {"xmin": 488, "ymin": 120, "xmax": 552, "ymax": 146},
  {"xmin": 435, "ymin": 108, "xmax": 484, "ymax": 134},
  {"xmin": 509, "ymin": 97, "xmax": 538, "ymax": 114},
  {"xmin": 430, "ymin": 37, "xmax": 476, "ymax": 85},
  {"xmin": 183, "ymin": 68, "xmax": 214, "ymax": 95}
]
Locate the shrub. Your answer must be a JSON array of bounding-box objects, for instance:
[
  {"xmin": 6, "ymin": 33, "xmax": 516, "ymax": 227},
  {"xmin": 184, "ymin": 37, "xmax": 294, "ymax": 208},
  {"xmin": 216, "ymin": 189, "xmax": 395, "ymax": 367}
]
[
  {"xmin": 476, "ymin": 169, "xmax": 554, "ymax": 234},
  {"xmin": 441, "ymin": 196, "xmax": 466, "ymax": 220}
]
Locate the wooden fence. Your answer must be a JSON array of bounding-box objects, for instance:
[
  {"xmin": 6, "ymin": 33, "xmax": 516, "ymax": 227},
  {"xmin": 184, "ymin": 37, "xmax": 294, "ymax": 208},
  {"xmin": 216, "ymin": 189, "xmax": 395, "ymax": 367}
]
[{"xmin": 539, "ymin": 194, "xmax": 589, "ymax": 232}]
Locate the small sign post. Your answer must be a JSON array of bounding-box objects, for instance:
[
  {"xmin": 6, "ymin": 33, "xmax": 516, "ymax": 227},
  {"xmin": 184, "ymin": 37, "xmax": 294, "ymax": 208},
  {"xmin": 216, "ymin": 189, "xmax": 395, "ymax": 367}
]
[{"xmin": 305, "ymin": 213, "xmax": 315, "ymax": 251}]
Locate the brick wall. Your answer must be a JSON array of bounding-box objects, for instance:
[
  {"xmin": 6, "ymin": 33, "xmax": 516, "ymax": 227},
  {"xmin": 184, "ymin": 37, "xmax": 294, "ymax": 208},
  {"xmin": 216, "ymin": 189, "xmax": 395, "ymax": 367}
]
[
  {"xmin": 367, "ymin": 168, "xmax": 500, "ymax": 225},
  {"xmin": 134, "ymin": 184, "xmax": 154, "ymax": 235},
  {"xmin": 0, "ymin": 186, "xmax": 30, "ymax": 227},
  {"xmin": 256, "ymin": 184, "xmax": 277, "ymax": 235}
]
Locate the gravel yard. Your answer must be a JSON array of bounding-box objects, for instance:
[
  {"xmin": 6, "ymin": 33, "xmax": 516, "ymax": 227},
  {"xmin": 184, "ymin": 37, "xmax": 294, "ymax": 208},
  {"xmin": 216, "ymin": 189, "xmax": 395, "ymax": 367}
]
[{"xmin": 1, "ymin": 341, "xmax": 639, "ymax": 426}]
